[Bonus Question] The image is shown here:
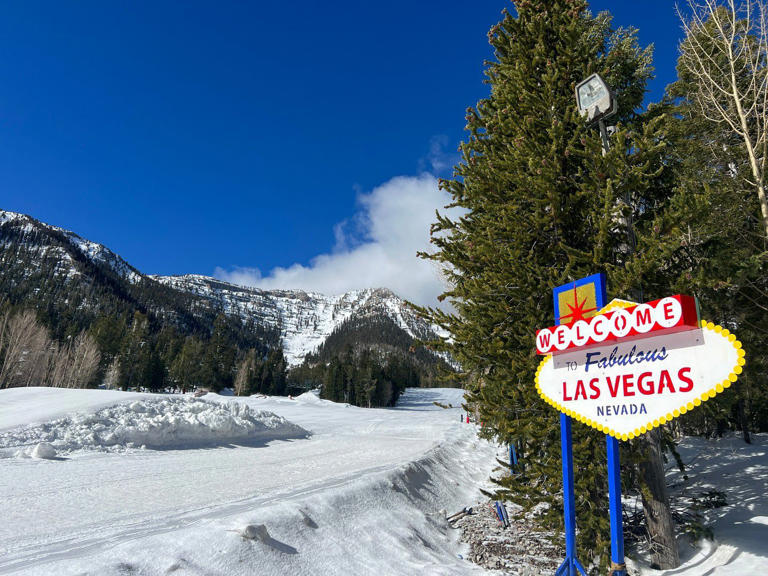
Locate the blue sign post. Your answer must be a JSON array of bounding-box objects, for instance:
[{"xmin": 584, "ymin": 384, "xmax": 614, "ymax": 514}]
[
  {"xmin": 607, "ymin": 436, "xmax": 626, "ymax": 575},
  {"xmin": 509, "ymin": 443, "xmax": 518, "ymax": 474},
  {"xmin": 552, "ymin": 273, "xmax": 623, "ymax": 576},
  {"xmin": 555, "ymin": 412, "xmax": 587, "ymax": 576}
]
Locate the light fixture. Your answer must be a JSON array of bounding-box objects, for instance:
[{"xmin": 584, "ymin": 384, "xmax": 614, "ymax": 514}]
[{"xmin": 575, "ymin": 73, "xmax": 617, "ymax": 124}]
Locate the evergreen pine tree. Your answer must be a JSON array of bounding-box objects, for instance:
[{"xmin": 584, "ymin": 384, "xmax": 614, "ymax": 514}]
[
  {"xmin": 201, "ymin": 314, "xmax": 236, "ymax": 391},
  {"xmin": 170, "ymin": 336, "xmax": 204, "ymax": 393},
  {"xmin": 118, "ymin": 311, "xmax": 149, "ymax": 391},
  {"xmin": 418, "ymin": 1, "xmax": 667, "ymax": 567},
  {"xmin": 321, "ymin": 357, "xmax": 344, "ymax": 402}
]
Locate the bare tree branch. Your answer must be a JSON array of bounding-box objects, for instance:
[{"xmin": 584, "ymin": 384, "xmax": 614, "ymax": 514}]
[{"xmin": 679, "ymin": 0, "xmax": 768, "ymax": 237}]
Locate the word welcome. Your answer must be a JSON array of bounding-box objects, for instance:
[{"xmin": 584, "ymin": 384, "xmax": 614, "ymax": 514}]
[{"xmin": 536, "ymin": 295, "xmax": 698, "ymax": 354}]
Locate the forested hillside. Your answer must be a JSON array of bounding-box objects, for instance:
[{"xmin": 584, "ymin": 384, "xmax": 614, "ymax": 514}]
[
  {"xmin": 0, "ymin": 211, "xmax": 281, "ymax": 392},
  {"xmin": 0, "ymin": 210, "xmax": 449, "ymax": 397},
  {"xmin": 288, "ymin": 313, "xmax": 455, "ymax": 407}
]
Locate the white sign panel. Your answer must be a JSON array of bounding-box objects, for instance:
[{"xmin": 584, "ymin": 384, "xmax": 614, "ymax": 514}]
[{"xmin": 535, "ymin": 320, "xmax": 745, "ymax": 440}]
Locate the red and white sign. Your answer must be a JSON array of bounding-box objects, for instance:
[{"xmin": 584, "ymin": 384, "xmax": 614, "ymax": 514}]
[
  {"xmin": 535, "ymin": 318, "xmax": 745, "ymax": 440},
  {"xmin": 536, "ymin": 295, "xmax": 699, "ymax": 355}
]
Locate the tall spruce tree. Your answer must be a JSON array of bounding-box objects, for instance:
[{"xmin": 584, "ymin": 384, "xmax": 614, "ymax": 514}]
[
  {"xmin": 418, "ymin": 1, "xmax": 681, "ymax": 568},
  {"xmin": 118, "ymin": 311, "xmax": 149, "ymax": 390},
  {"xmin": 170, "ymin": 336, "xmax": 205, "ymax": 392}
]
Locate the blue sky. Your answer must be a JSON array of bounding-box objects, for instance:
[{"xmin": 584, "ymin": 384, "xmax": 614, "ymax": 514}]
[{"xmin": 0, "ymin": 1, "xmax": 684, "ymax": 305}]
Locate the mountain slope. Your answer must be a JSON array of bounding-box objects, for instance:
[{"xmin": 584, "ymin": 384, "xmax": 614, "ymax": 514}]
[
  {"xmin": 0, "ymin": 209, "xmax": 446, "ymax": 369},
  {"xmin": 152, "ymin": 274, "xmax": 443, "ymax": 365},
  {"xmin": 0, "ymin": 210, "xmax": 232, "ymax": 339},
  {"xmin": 0, "ymin": 211, "xmax": 279, "ymax": 350}
]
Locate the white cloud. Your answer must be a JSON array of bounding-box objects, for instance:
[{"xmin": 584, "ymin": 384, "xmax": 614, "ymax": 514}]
[
  {"xmin": 419, "ymin": 135, "xmax": 459, "ymax": 175},
  {"xmin": 214, "ymin": 173, "xmax": 459, "ymax": 308}
]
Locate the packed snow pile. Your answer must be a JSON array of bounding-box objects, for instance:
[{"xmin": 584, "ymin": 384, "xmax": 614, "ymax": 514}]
[
  {"xmin": 0, "ymin": 397, "xmax": 309, "ymax": 457},
  {"xmin": 294, "ymin": 389, "xmax": 335, "ymax": 405}
]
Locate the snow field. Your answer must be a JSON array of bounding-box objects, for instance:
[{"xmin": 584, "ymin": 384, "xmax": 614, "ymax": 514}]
[
  {"xmin": 0, "ymin": 395, "xmax": 308, "ymax": 458},
  {"xmin": 0, "ymin": 386, "xmax": 497, "ymax": 575},
  {"xmin": 63, "ymin": 419, "xmax": 496, "ymax": 576},
  {"xmin": 1, "ymin": 386, "xmax": 766, "ymax": 575}
]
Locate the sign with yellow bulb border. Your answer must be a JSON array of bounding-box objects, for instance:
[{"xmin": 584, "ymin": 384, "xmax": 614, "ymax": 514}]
[{"xmin": 535, "ymin": 299, "xmax": 746, "ymax": 441}]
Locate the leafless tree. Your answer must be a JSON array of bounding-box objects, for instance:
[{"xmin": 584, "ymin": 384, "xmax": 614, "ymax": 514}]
[
  {"xmin": 102, "ymin": 357, "xmax": 121, "ymax": 390},
  {"xmin": 46, "ymin": 340, "xmax": 70, "ymax": 388},
  {"xmin": 72, "ymin": 333, "xmax": 100, "ymax": 388},
  {"xmin": 0, "ymin": 310, "xmax": 9, "ymax": 360},
  {"xmin": 47, "ymin": 333, "xmax": 101, "ymax": 389},
  {"xmin": 679, "ymin": 0, "xmax": 768, "ymax": 236},
  {"xmin": 0, "ymin": 310, "xmax": 51, "ymax": 388},
  {"xmin": 234, "ymin": 350, "xmax": 255, "ymax": 396}
]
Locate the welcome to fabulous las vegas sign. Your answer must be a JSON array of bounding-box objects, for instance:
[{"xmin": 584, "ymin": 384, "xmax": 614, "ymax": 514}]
[{"xmin": 534, "ymin": 295, "xmax": 746, "ymax": 440}]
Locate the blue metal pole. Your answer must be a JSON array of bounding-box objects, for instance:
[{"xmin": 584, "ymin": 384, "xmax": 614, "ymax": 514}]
[
  {"xmin": 552, "ymin": 274, "xmax": 606, "ymax": 576},
  {"xmin": 561, "ymin": 412, "xmax": 577, "ymax": 576},
  {"xmin": 606, "ymin": 436, "xmax": 627, "ymax": 575}
]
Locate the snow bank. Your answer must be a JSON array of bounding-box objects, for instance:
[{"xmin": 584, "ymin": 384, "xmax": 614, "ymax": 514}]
[
  {"xmin": 0, "ymin": 387, "xmax": 156, "ymax": 432},
  {"xmin": 0, "ymin": 397, "xmax": 309, "ymax": 456}
]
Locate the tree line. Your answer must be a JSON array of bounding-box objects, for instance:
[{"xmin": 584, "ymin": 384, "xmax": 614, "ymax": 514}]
[
  {"xmin": 318, "ymin": 348, "xmax": 419, "ymax": 407},
  {"xmin": 0, "ymin": 297, "xmax": 288, "ymax": 394},
  {"xmin": 287, "ymin": 313, "xmax": 455, "ymax": 407},
  {"xmin": 93, "ymin": 310, "xmax": 288, "ymax": 394}
]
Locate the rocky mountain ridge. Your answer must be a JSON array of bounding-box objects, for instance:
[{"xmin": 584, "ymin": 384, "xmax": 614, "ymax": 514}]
[
  {"xmin": 0, "ymin": 209, "xmax": 443, "ymax": 366},
  {"xmin": 152, "ymin": 274, "xmax": 441, "ymax": 365},
  {"xmin": 0, "ymin": 210, "xmax": 143, "ymax": 285}
]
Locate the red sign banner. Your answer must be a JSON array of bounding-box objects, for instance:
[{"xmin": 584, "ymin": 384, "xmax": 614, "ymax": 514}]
[{"xmin": 536, "ymin": 295, "xmax": 699, "ymax": 355}]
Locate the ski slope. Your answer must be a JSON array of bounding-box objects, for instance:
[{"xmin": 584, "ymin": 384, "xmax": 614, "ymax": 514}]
[{"xmin": 0, "ymin": 387, "xmax": 495, "ymax": 576}]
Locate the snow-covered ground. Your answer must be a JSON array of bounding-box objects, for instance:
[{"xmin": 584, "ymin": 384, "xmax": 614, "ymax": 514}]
[
  {"xmin": 1, "ymin": 387, "xmax": 765, "ymax": 576},
  {"xmin": 0, "ymin": 387, "xmax": 495, "ymax": 575},
  {"xmin": 631, "ymin": 433, "xmax": 768, "ymax": 575}
]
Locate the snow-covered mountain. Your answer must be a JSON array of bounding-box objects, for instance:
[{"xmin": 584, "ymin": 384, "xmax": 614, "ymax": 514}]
[
  {"xmin": 0, "ymin": 209, "xmax": 445, "ymax": 366},
  {"xmin": 151, "ymin": 275, "xmax": 440, "ymax": 366},
  {"xmin": 0, "ymin": 210, "xmax": 143, "ymax": 285}
]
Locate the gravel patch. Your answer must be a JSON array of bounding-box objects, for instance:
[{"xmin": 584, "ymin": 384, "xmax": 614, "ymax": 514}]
[{"xmin": 453, "ymin": 500, "xmax": 563, "ymax": 575}]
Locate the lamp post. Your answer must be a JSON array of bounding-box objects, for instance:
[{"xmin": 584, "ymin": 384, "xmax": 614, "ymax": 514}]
[
  {"xmin": 576, "ymin": 74, "xmax": 637, "ymax": 258},
  {"xmin": 575, "ymin": 73, "xmax": 627, "ymax": 576},
  {"xmin": 575, "ymin": 73, "xmax": 616, "ymax": 154}
]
